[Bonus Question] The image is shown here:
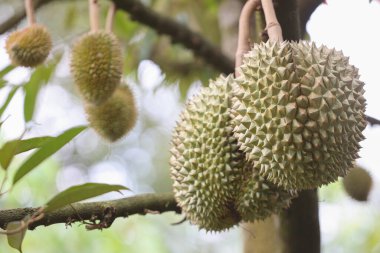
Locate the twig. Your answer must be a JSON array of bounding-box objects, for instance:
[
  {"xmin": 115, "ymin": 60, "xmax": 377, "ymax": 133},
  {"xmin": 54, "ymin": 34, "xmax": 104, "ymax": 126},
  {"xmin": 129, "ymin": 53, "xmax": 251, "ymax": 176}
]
[
  {"xmin": 106, "ymin": 2, "xmax": 116, "ymax": 33},
  {"xmin": 366, "ymin": 115, "xmax": 380, "ymax": 126},
  {"xmin": 24, "ymin": 0, "xmax": 36, "ymax": 26},
  {"xmin": 89, "ymin": 0, "xmax": 100, "ymax": 32},
  {"xmin": 235, "ymin": 0, "xmax": 261, "ymax": 71}
]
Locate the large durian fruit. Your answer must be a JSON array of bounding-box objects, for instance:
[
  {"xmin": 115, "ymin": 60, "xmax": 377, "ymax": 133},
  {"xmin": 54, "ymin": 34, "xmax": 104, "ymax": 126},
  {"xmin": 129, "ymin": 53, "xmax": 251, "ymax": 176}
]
[
  {"xmin": 5, "ymin": 25, "xmax": 52, "ymax": 67},
  {"xmin": 170, "ymin": 75, "xmax": 295, "ymax": 231},
  {"xmin": 343, "ymin": 165, "xmax": 372, "ymax": 202},
  {"xmin": 232, "ymin": 41, "xmax": 366, "ymax": 190},
  {"xmin": 71, "ymin": 31, "xmax": 123, "ymax": 105}
]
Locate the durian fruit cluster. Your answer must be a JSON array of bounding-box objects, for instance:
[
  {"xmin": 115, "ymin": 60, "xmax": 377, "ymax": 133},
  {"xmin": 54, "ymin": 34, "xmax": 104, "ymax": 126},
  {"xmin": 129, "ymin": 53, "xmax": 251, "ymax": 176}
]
[
  {"xmin": 70, "ymin": 31, "xmax": 137, "ymax": 142},
  {"xmin": 6, "ymin": 24, "xmax": 52, "ymax": 67},
  {"xmin": 170, "ymin": 41, "xmax": 366, "ymax": 231}
]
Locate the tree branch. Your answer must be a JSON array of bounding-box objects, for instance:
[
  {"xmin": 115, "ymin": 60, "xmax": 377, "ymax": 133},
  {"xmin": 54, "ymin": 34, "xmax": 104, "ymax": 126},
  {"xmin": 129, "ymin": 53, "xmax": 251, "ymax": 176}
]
[
  {"xmin": 0, "ymin": 0, "xmax": 52, "ymax": 34},
  {"xmin": 110, "ymin": 0, "xmax": 234, "ymax": 74},
  {"xmin": 0, "ymin": 193, "xmax": 180, "ymax": 230},
  {"xmin": 366, "ymin": 115, "xmax": 380, "ymax": 126}
]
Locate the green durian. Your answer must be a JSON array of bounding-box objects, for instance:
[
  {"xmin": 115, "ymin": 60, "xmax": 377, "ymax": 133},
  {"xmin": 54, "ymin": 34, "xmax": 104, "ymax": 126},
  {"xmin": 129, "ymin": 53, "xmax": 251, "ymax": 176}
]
[
  {"xmin": 5, "ymin": 25, "xmax": 52, "ymax": 67},
  {"xmin": 170, "ymin": 74, "xmax": 295, "ymax": 232},
  {"xmin": 85, "ymin": 85, "xmax": 137, "ymax": 142},
  {"xmin": 71, "ymin": 31, "xmax": 122, "ymax": 105},
  {"xmin": 343, "ymin": 165, "xmax": 372, "ymax": 201},
  {"xmin": 232, "ymin": 41, "xmax": 366, "ymax": 190}
]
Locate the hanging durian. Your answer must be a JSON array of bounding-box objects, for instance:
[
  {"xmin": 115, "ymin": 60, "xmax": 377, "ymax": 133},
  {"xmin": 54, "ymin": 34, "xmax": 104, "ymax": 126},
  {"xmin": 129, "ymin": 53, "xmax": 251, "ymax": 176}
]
[
  {"xmin": 343, "ymin": 165, "xmax": 372, "ymax": 201},
  {"xmin": 170, "ymin": 75, "xmax": 295, "ymax": 231},
  {"xmin": 71, "ymin": 31, "xmax": 123, "ymax": 105},
  {"xmin": 85, "ymin": 85, "xmax": 137, "ymax": 142},
  {"xmin": 5, "ymin": 25, "xmax": 52, "ymax": 67},
  {"xmin": 232, "ymin": 41, "xmax": 366, "ymax": 190}
]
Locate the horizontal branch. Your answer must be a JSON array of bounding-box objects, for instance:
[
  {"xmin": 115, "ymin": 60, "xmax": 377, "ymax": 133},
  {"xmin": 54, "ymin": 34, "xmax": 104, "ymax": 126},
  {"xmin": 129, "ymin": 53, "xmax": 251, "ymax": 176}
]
[{"xmin": 0, "ymin": 193, "xmax": 180, "ymax": 230}]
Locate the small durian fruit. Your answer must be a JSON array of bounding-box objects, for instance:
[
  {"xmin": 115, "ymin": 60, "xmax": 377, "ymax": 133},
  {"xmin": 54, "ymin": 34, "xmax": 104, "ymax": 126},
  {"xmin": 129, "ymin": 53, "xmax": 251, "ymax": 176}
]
[
  {"xmin": 5, "ymin": 25, "xmax": 52, "ymax": 67},
  {"xmin": 170, "ymin": 75, "xmax": 295, "ymax": 231},
  {"xmin": 71, "ymin": 31, "xmax": 122, "ymax": 105},
  {"xmin": 343, "ymin": 165, "xmax": 372, "ymax": 201},
  {"xmin": 85, "ymin": 85, "xmax": 137, "ymax": 142},
  {"xmin": 232, "ymin": 41, "xmax": 366, "ymax": 190}
]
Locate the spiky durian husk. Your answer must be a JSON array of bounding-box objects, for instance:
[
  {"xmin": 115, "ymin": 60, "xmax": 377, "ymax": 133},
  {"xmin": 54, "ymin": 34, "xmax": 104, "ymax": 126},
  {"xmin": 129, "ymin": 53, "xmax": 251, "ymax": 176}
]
[
  {"xmin": 237, "ymin": 170, "xmax": 295, "ymax": 221},
  {"xmin": 85, "ymin": 85, "xmax": 137, "ymax": 142},
  {"xmin": 71, "ymin": 31, "xmax": 122, "ymax": 105},
  {"xmin": 170, "ymin": 75, "xmax": 295, "ymax": 231},
  {"xmin": 343, "ymin": 165, "xmax": 372, "ymax": 201},
  {"xmin": 6, "ymin": 25, "xmax": 52, "ymax": 67},
  {"xmin": 232, "ymin": 41, "xmax": 366, "ymax": 190}
]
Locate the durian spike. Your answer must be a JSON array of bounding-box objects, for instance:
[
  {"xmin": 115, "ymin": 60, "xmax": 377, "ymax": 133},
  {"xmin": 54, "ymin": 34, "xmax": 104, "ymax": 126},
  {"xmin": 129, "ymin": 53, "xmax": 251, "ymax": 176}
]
[
  {"xmin": 25, "ymin": 0, "xmax": 36, "ymax": 26},
  {"xmin": 106, "ymin": 2, "xmax": 116, "ymax": 33},
  {"xmin": 236, "ymin": 0, "xmax": 261, "ymax": 70},
  {"xmin": 261, "ymin": 0, "xmax": 283, "ymax": 43},
  {"xmin": 88, "ymin": 0, "xmax": 100, "ymax": 32}
]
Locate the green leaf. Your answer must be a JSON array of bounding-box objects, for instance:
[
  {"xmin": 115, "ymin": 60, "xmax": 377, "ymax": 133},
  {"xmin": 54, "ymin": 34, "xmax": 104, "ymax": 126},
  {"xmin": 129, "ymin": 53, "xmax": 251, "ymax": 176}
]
[
  {"xmin": 23, "ymin": 61, "xmax": 58, "ymax": 122},
  {"xmin": 0, "ymin": 86, "xmax": 19, "ymax": 119},
  {"xmin": 13, "ymin": 126, "xmax": 87, "ymax": 185},
  {"xmin": 44, "ymin": 183, "xmax": 129, "ymax": 212},
  {"xmin": 0, "ymin": 65, "xmax": 16, "ymax": 79},
  {"xmin": 0, "ymin": 137, "xmax": 21, "ymax": 170},
  {"xmin": 6, "ymin": 218, "xmax": 28, "ymax": 253},
  {"xmin": 0, "ymin": 136, "xmax": 53, "ymax": 170}
]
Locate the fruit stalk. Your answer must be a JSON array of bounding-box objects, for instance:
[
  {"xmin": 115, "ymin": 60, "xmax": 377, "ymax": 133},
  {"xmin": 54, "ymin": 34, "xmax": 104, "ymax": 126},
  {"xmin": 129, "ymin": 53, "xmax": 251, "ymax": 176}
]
[
  {"xmin": 261, "ymin": 0, "xmax": 283, "ymax": 42},
  {"xmin": 24, "ymin": 0, "xmax": 36, "ymax": 26},
  {"xmin": 235, "ymin": 0, "xmax": 260, "ymax": 70},
  {"xmin": 88, "ymin": 0, "xmax": 99, "ymax": 32},
  {"xmin": 106, "ymin": 2, "xmax": 116, "ymax": 33}
]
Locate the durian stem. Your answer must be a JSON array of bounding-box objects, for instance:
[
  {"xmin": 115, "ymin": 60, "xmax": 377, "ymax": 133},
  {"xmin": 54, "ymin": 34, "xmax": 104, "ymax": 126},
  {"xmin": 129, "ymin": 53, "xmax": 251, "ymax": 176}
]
[
  {"xmin": 106, "ymin": 2, "xmax": 116, "ymax": 33},
  {"xmin": 89, "ymin": 0, "xmax": 100, "ymax": 32},
  {"xmin": 235, "ymin": 0, "xmax": 260, "ymax": 72},
  {"xmin": 261, "ymin": 0, "xmax": 283, "ymax": 42},
  {"xmin": 25, "ymin": 0, "xmax": 36, "ymax": 26}
]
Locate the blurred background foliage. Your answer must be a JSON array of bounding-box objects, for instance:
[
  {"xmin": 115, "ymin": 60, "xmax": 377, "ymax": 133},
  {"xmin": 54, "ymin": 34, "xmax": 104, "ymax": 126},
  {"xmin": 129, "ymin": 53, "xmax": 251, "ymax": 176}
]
[{"xmin": 0, "ymin": 0, "xmax": 379, "ymax": 252}]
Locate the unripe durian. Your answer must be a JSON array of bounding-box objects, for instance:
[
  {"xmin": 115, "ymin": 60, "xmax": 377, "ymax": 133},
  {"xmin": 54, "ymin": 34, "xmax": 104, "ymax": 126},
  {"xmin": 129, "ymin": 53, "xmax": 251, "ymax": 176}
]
[
  {"xmin": 232, "ymin": 41, "xmax": 366, "ymax": 190},
  {"xmin": 170, "ymin": 75, "xmax": 295, "ymax": 231},
  {"xmin": 71, "ymin": 31, "xmax": 123, "ymax": 105},
  {"xmin": 85, "ymin": 85, "xmax": 137, "ymax": 142},
  {"xmin": 5, "ymin": 25, "xmax": 52, "ymax": 67},
  {"xmin": 343, "ymin": 165, "xmax": 372, "ymax": 201}
]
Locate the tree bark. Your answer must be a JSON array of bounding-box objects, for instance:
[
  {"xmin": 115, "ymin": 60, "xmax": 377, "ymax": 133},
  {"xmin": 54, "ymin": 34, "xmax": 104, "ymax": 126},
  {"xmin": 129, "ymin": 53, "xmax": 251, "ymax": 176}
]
[{"xmin": 0, "ymin": 193, "xmax": 180, "ymax": 230}]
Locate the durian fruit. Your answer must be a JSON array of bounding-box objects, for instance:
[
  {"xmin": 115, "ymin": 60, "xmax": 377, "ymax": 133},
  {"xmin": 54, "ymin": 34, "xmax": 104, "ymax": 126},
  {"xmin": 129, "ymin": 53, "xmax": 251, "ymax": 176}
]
[
  {"xmin": 232, "ymin": 41, "xmax": 366, "ymax": 190},
  {"xmin": 71, "ymin": 31, "xmax": 123, "ymax": 105},
  {"xmin": 343, "ymin": 165, "xmax": 372, "ymax": 201},
  {"xmin": 85, "ymin": 85, "xmax": 137, "ymax": 142},
  {"xmin": 5, "ymin": 25, "xmax": 52, "ymax": 67},
  {"xmin": 170, "ymin": 74, "xmax": 295, "ymax": 231}
]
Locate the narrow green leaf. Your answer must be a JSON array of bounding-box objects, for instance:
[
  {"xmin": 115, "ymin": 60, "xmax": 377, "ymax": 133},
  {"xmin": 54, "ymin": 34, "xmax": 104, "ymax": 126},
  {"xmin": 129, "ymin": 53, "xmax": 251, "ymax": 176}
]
[
  {"xmin": 13, "ymin": 136, "xmax": 53, "ymax": 154},
  {"xmin": 0, "ymin": 65, "xmax": 16, "ymax": 79},
  {"xmin": 0, "ymin": 138, "xmax": 21, "ymax": 170},
  {"xmin": 23, "ymin": 61, "xmax": 58, "ymax": 122},
  {"xmin": 44, "ymin": 183, "xmax": 129, "ymax": 212},
  {"xmin": 0, "ymin": 86, "xmax": 19, "ymax": 118},
  {"xmin": 6, "ymin": 219, "xmax": 28, "ymax": 253},
  {"xmin": 13, "ymin": 126, "xmax": 87, "ymax": 185},
  {"xmin": 0, "ymin": 136, "xmax": 53, "ymax": 170}
]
